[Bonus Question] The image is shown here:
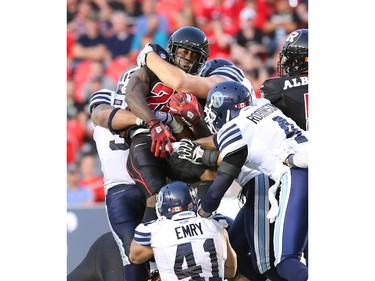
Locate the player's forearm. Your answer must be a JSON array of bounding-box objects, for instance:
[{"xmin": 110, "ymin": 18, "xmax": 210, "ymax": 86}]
[
  {"xmin": 129, "ymin": 240, "xmax": 154, "ymax": 264},
  {"xmin": 194, "ymin": 135, "xmax": 216, "ymax": 150},
  {"xmin": 224, "ymin": 231, "xmax": 237, "ymax": 279},
  {"xmin": 146, "ymin": 53, "xmax": 214, "ymax": 99},
  {"xmin": 200, "ymin": 171, "xmax": 234, "ymax": 214},
  {"xmin": 147, "ymin": 52, "xmax": 186, "ymax": 91},
  {"xmin": 91, "ymin": 104, "xmax": 139, "ymax": 129}
]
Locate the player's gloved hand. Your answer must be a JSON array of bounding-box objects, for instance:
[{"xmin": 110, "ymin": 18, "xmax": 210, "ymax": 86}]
[
  {"xmin": 137, "ymin": 43, "xmax": 169, "ymax": 67},
  {"xmin": 176, "ymin": 138, "xmax": 204, "ymax": 165},
  {"xmin": 169, "ymin": 92, "xmax": 203, "ymax": 127},
  {"xmin": 148, "ymin": 270, "xmax": 161, "ymax": 281},
  {"xmin": 148, "ymin": 119, "xmax": 176, "ymax": 158}
]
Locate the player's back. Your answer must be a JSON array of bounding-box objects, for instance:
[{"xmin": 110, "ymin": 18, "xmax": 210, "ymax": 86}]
[
  {"xmin": 93, "ymin": 126, "xmax": 135, "ymax": 191},
  {"xmin": 89, "ymin": 89, "xmax": 135, "ymax": 191},
  {"xmin": 138, "ymin": 215, "xmax": 228, "ymax": 280},
  {"xmin": 217, "ymin": 98, "xmax": 307, "ymax": 180},
  {"xmin": 260, "ymin": 75, "xmax": 308, "ymax": 130}
]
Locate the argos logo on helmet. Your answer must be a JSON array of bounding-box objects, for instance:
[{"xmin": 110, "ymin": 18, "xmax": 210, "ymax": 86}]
[
  {"xmin": 211, "ymin": 92, "xmax": 224, "ymax": 108},
  {"xmin": 286, "ymin": 31, "xmax": 301, "ymax": 43}
]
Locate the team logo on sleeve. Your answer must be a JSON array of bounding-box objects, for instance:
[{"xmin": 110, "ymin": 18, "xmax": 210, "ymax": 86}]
[
  {"xmin": 211, "ymin": 92, "xmax": 224, "ymax": 108},
  {"xmin": 114, "ymin": 99, "xmax": 123, "ymax": 106}
]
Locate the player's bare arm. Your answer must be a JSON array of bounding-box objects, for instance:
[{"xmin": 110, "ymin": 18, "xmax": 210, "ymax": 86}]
[
  {"xmin": 129, "ymin": 240, "xmax": 154, "ymax": 265},
  {"xmin": 146, "ymin": 52, "xmax": 223, "ymax": 99},
  {"xmin": 223, "ymin": 229, "xmax": 237, "ymax": 279},
  {"xmin": 91, "ymin": 103, "xmax": 140, "ymax": 129},
  {"xmin": 125, "ymin": 68, "xmax": 157, "ymax": 123},
  {"xmin": 193, "ymin": 135, "xmax": 216, "ymax": 150}
]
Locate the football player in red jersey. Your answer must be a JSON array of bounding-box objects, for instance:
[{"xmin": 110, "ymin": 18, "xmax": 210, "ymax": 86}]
[{"xmin": 124, "ymin": 26, "xmax": 211, "ymax": 224}]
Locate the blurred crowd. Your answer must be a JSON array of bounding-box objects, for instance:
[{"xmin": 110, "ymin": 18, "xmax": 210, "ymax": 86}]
[{"xmin": 66, "ymin": 0, "xmax": 308, "ymax": 205}]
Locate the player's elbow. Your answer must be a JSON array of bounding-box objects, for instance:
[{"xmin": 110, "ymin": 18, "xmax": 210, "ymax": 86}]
[
  {"xmin": 97, "ymin": 111, "xmax": 111, "ymax": 128},
  {"xmin": 129, "ymin": 252, "xmax": 143, "ymax": 264},
  {"xmin": 224, "ymin": 244, "xmax": 237, "ymax": 278},
  {"xmin": 90, "ymin": 109, "xmax": 104, "ymax": 127},
  {"xmin": 171, "ymin": 77, "xmax": 185, "ymax": 92},
  {"xmin": 129, "ymin": 241, "xmax": 153, "ymax": 264},
  {"xmin": 224, "ymin": 255, "xmax": 237, "ymax": 279},
  {"xmin": 224, "ymin": 267, "xmax": 237, "ymax": 279}
]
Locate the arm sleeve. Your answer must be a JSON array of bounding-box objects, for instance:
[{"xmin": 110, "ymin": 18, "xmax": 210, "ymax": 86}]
[
  {"xmin": 200, "ymin": 147, "xmax": 247, "ymax": 213},
  {"xmin": 200, "ymin": 170, "xmax": 236, "ymax": 214}
]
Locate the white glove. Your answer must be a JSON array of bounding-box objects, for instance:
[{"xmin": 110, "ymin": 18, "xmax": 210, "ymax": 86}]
[
  {"xmin": 136, "ymin": 44, "xmax": 154, "ymax": 67},
  {"xmin": 292, "ymin": 149, "xmax": 308, "ymax": 168},
  {"xmin": 176, "ymin": 138, "xmax": 205, "ymax": 165},
  {"xmin": 267, "ymin": 183, "xmax": 279, "ymax": 224}
]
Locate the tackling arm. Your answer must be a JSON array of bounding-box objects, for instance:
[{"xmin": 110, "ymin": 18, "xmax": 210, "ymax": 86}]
[
  {"xmin": 199, "ymin": 147, "xmax": 247, "ymax": 217},
  {"xmin": 193, "ymin": 135, "xmax": 217, "ymax": 150},
  {"xmin": 91, "ymin": 103, "xmax": 141, "ymax": 130},
  {"xmin": 146, "ymin": 52, "xmax": 223, "ymax": 99}
]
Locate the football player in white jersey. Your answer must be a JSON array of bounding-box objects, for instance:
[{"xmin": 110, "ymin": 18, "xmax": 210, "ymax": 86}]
[
  {"xmin": 185, "ymin": 80, "xmax": 308, "ymax": 281},
  {"xmin": 70, "ymin": 64, "xmax": 204, "ymax": 281},
  {"xmin": 129, "ymin": 181, "xmax": 237, "ymax": 281},
  {"xmin": 82, "ymin": 66, "xmax": 150, "ymax": 281}
]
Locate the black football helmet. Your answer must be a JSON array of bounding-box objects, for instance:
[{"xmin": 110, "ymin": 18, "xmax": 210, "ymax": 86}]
[
  {"xmin": 156, "ymin": 181, "xmax": 198, "ymax": 220},
  {"xmin": 277, "ymin": 29, "xmax": 308, "ymax": 77},
  {"xmin": 197, "ymin": 58, "xmax": 234, "ymax": 77},
  {"xmin": 204, "ymin": 80, "xmax": 252, "ymax": 134},
  {"xmin": 116, "ymin": 65, "xmax": 139, "ymax": 95},
  {"xmin": 167, "ymin": 26, "xmax": 210, "ymax": 74}
]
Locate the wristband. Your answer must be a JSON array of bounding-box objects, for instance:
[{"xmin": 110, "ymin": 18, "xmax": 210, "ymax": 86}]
[
  {"xmin": 169, "ymin": 117, "xmax": 184, "ymax": 134},
  {"xmin": 202, "ymin": 150, "xmax": 219, "ymax": 167},
  {"xmin": 108, "ymin": 107, "xmax": 121, "ymax": 134}
]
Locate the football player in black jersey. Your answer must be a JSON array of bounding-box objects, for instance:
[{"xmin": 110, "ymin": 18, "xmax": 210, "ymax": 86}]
[
  {"xmin": 260, "ymin": 28, "xmax": 309, "ymax": 281},
  {"xmin": 260, "ymin": 28, "xmax": 308, "ymax": 131},
  {"xmin": 124, "ymin": 26, "xmax": 211, "ymax": 224}
]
